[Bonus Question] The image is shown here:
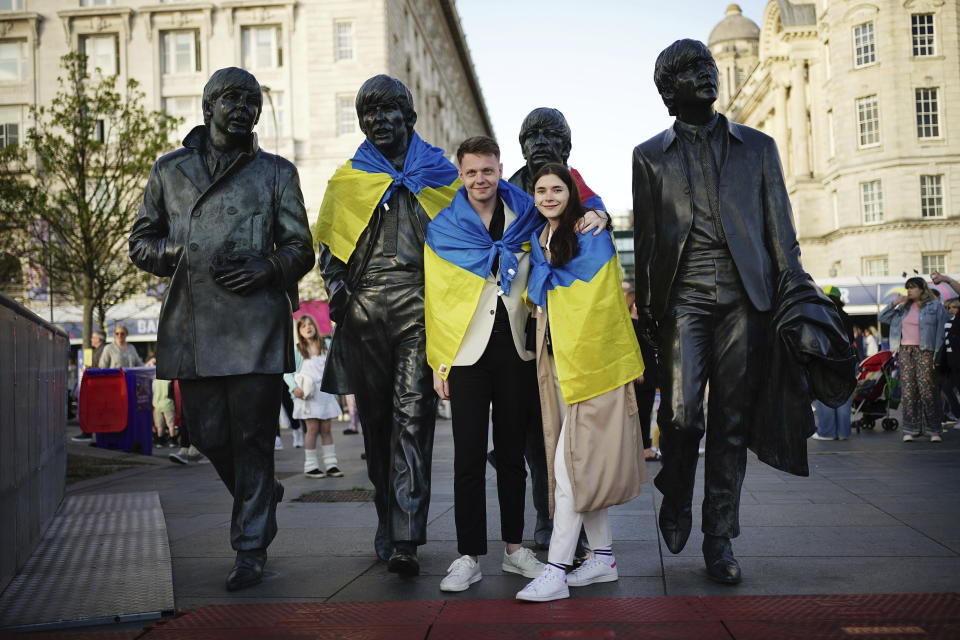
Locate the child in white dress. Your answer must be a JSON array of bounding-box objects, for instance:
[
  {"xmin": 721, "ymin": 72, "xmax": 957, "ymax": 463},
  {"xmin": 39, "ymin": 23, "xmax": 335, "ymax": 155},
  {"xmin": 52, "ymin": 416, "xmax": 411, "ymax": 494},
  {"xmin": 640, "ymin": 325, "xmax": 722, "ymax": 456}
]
[{"xmin": 287, "ymin": 314, "xmax": 343, "ymax": 478}]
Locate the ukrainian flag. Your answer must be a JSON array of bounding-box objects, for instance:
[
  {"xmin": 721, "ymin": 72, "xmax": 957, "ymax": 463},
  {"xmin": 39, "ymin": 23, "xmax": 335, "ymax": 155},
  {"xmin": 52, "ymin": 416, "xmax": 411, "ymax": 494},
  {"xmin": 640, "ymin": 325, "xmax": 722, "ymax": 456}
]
[
  {"xmin": 313, "ymin": 133, "xmax": 460, "ymax": 263},
  {"xmin": 424, "ymin": 181, "xmax": 541, "ymax": 378},
  {"xmin": 527, "ymin": 227, "xmax": 644, "ymax": 404}
]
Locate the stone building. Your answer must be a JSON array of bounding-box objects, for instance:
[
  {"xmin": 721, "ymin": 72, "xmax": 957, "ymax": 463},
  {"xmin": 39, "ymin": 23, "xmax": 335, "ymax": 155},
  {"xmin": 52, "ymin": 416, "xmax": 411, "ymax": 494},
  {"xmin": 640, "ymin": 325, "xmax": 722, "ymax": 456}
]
[
  {"xmin": 0, "ymin": 0, "xmax": 491, "ymax": 340},
  {"xmin": 711, "ymin": 0, "xmax": 960, "ymax": 295}
]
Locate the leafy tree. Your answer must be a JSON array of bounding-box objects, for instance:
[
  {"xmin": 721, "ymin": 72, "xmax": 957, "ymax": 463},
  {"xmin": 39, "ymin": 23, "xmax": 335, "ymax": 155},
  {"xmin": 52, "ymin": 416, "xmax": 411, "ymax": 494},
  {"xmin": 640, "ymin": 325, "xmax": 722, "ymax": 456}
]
[{"xmin": 13, "ymin": 52, "xmax": 179, "ymax": 347}]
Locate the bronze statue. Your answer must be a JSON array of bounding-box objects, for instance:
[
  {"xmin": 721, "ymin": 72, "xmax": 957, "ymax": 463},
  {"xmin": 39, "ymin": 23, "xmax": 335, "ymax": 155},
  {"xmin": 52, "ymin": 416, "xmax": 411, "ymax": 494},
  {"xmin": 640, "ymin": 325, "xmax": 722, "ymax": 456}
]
[
  {"xmin": 632, "ymin": 40, "xmax": 854, "ymax": 584},
  {"xmin": 129, "ymin": 67, "xmax": 314, "ymax": 591},
  {"xmin": 316, "ymin": 75, "xmax": 460, "ymax": 576}
]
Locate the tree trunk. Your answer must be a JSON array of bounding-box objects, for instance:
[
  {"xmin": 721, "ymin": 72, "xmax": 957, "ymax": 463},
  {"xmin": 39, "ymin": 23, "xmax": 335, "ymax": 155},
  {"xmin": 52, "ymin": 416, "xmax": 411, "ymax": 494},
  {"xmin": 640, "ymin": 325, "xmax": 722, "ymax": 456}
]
[{"xmin": 82, "ymin": 274, "xmax": 94, "ymax": 350}]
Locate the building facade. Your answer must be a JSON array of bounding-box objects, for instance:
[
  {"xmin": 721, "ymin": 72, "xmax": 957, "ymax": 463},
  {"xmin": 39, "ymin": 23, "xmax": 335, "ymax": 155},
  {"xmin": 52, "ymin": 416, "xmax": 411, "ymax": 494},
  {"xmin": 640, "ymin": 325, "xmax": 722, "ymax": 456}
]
[
  {"xmin": 711, "ymin": 0, "xmax": 960, "ymax": 291},
  {"xmin": 0, "ymin": 0, "xmax": 492, "ymax": 341}
]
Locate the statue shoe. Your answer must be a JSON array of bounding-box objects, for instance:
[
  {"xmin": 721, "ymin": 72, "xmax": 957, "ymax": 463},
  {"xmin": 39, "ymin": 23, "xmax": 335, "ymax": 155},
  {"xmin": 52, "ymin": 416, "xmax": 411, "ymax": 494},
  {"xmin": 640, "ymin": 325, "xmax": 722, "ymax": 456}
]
[
  {"xmin": 387, "ymin": 546, "xmax": 420, "ymax": 576},
  {"xmin": 702, "ymin": 535, "xmax": 742, "ymax": 585},
  {"xmin": 225, "ymin": 549, "xmax": 267, "ymax": 591},
  {"xmin": 657, "ymin": 496, "xmax": 693, "ymax": 554}
]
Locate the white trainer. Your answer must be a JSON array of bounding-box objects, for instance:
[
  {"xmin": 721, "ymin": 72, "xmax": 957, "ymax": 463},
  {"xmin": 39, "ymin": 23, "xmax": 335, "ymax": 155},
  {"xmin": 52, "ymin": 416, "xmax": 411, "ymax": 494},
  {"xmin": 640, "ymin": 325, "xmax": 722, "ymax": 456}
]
[
  {"xmin": 440, "ymin": 555, "xmax": 482, "ymax": 592},
  {"xmin": 502, "ymin": 547, "xmax": 545, "ymax": 578},
  {"xmin": 903, "ymin": 433, "xmax": 915, "ymax": 442},
  {"xmin": 566, "ymin": 556, "xmax": 619, "ymax": 587},
  {"xmin": 516, "ymin": 567, "xmax": 569, "ymax": 602}
]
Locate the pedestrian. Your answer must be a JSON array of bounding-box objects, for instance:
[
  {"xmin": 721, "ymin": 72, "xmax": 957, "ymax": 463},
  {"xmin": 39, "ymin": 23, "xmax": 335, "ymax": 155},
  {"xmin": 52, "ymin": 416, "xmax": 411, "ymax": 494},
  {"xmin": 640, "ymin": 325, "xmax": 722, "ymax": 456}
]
[
  {"xmin": 852, "ymin": 326, "xmax": 866, "ymax": 362},
  {"xmin": 100, "ymin": 325, "xmax": 144, "ymax": 368},
  {"xmin": 425, "ymin": 136, "xmax": 545, "ymax": 593},
  {"xmin": 289, "ymin": 314, "xmax": 343, "ymax": 478},
  {"xmin": 879, "ymin": 277, "xmax": 948, "ymax": 442},
  {"xmin": 931, "ymin": 272, "xmax": 960, "ymax": 424},
  {"xmin": 169, "ymin": 380, "xmax": 207, "ymax": 465},
  {"xmin": 811, "ymin": 286, "xmax": 854, "ymax": 441},
  {"xmin": 90, "ymin": 330, "xmax": 106, "ymax": 368},
  {"xmin": 516, "ymin": 164, "xmax": 646, "ymax": 602},
  {"xmin": 152, "ymin": 377, "xmax": 178, "ymax": 447},
  {"xmin": 342, "ymin": 394, "xmax": 361, "ymax": 435},
  {"xmin": 864, "ymin": 326, "xmax": 880, "ymax": 357}
]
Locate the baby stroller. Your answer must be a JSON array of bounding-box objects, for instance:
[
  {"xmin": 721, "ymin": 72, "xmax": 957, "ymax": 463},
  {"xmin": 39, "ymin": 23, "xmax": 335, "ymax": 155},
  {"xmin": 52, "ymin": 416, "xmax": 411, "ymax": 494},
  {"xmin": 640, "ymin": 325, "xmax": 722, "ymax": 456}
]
[{"xmin": 851, "ymin": 350, "xmax": 900, "ymax": 433}]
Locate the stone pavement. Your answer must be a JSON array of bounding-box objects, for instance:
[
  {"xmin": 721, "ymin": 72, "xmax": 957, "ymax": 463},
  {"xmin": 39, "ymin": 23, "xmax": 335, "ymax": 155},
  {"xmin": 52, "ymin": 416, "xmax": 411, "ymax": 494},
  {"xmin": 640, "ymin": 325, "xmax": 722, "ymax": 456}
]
[{"xmin": 56, "ymin": 413, "xmax": 960, "ymax": 614}]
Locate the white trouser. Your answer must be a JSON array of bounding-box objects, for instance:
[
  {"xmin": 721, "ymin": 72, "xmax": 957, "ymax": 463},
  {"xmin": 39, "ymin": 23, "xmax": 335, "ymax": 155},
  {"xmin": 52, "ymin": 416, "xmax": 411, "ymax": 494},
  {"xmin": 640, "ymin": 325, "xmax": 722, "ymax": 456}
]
[{"xmin": 547, "ymin": 406, "xmax": 612, "ymax": 565}]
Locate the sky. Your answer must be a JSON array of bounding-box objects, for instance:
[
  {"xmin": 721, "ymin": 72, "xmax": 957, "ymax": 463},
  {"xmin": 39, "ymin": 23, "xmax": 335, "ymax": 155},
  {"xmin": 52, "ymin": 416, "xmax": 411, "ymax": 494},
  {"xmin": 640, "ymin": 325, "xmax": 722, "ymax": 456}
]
[{"xmin": 456, "ymin": 0, "xmax": 770, "ymax": 213}]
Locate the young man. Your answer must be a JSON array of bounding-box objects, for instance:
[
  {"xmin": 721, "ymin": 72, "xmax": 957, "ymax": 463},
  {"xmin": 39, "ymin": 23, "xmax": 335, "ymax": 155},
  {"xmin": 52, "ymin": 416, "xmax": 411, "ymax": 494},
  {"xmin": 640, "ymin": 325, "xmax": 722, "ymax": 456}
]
[{"xmin": 424, "ymin": 136, "xmax": 545, "ymax": 592}]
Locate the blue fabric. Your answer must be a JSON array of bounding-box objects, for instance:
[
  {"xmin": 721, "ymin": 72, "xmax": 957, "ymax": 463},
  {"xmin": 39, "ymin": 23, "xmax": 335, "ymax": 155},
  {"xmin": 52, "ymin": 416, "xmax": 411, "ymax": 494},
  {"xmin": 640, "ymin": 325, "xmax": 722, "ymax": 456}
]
[
  {"xmin": 582, "ymin": 193, "xmax": 606, "ymax": 212},
  {"xmin": 527, "ymin": 225, "xmax": 616, "ymax": 307},
  {"xmin": 814, "ymin": 397, "xmax": 852, "ymax": 439},
  {"xmin": 426, "ymin": 180, "xmax": 540, "ymax": 296},
  {"xmin": 350, "ymin": 132, "xmax": 458, "ymax": 204},
  {"xmin": 879, "ymin": 299, "xmax": 948, "ymax": 354}
]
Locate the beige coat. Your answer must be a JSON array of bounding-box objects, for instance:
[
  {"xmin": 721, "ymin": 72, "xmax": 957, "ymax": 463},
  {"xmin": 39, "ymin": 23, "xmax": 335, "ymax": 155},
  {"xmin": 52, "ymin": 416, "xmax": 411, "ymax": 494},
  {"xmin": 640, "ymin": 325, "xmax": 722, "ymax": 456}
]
[{"xmin": 533, "ymin": 231, "xmax": 646, "ymax": 515}]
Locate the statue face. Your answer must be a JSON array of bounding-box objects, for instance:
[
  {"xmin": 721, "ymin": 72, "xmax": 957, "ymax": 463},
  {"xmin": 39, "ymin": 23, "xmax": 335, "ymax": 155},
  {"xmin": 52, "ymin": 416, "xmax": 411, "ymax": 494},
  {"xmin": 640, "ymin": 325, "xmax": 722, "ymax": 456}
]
[
  {"xmin": 360, "ymin": 99, "xmax": 410, "ymax": 159},
  {"xmin": 520, "ymin": 123, "xmax": 569, "ymax": 171},
  {"xmin": 209, "ymin": 86, "xmax": 261, "ymax": 138},
  {"xmin": 671, "ymin": 54, "xmax": 718, "ymax": 110}
]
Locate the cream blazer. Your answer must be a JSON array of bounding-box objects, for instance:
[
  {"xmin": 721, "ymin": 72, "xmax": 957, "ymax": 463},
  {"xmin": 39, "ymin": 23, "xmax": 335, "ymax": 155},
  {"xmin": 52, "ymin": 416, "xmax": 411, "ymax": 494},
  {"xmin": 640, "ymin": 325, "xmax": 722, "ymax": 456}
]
[{"xmin": 452, "ymin": 201, "xmax": 535, "ymax": 366}]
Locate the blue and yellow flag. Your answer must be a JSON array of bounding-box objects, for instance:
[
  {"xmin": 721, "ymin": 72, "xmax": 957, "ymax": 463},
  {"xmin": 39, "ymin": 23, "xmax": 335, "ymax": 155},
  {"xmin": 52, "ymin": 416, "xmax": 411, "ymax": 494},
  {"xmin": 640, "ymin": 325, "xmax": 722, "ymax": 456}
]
[
  {"xmin": 424, "ymin": 181, "xmax": 541, "ymax": 378},
  {"xmin": 528, "ymin": 227, "xmax": 644, "ymax": 405},
  {"xmin": 313, "ymin": 133, "xmax": 460, "ymax": 263}
]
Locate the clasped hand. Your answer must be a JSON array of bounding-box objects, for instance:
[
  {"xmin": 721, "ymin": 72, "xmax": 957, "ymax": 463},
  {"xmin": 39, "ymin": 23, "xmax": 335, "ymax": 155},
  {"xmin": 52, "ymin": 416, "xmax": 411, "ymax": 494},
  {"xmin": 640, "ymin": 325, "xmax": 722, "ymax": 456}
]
[{"xmin": 211, "ymin": 250, "xmax": 274, "ymax": 296}]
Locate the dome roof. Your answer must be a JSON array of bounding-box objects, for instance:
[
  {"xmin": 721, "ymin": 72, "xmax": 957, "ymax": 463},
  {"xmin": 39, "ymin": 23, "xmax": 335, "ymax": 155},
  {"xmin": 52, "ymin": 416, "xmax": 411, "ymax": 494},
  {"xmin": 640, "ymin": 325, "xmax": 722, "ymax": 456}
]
[{"xmin": 708, "ymin": 4, "xmax": 760, "ymax": 45}]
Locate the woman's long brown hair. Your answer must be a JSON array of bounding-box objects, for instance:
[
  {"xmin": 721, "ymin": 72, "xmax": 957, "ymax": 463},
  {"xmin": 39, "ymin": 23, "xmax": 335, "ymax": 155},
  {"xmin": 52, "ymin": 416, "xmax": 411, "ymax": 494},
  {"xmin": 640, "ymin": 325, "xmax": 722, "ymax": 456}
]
[
  {"xmin": 295, "ymin": 314, "xmax": 326, "ymax": 359},
  {"xmin": 532, "ymin": 163, "xmax": 586, "ymax": 268}
]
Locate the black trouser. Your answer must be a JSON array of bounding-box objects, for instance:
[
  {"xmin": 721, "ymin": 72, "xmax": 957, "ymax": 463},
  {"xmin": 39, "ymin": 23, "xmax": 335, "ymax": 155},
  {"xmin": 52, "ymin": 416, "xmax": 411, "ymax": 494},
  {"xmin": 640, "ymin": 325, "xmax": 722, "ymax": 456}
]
[
  {"xmin": 180, "ymin": 374, "xmax": 283, "ymax": 551},
  {"xmin": 448, "ymin": 329, "xmax": 535, "ymax": 556},
  {"xmin": 654, "ymin": 255, "xmax": 764, "ymax": 540},
  {"xmin": 344, "ymin": 278, "xmax": 436, "ymax": 549},
  {"xmin": 636, "ymin": 385, "xmax": 656, "ymax": 449}
]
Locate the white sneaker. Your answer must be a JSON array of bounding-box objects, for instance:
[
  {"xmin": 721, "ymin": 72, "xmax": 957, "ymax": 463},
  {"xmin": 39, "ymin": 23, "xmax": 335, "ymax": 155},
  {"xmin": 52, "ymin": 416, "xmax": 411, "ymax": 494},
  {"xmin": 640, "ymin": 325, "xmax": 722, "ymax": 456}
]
[
  {"xmin": 810, "ymin": 433, "xmax": 835, "ymax": 441},
  {"xmin": 502, "ymin": 547, "xmax": 544, "ymax": 578},
  {"xmin": 440, "ymin": 555, "xmax": 481, "ymax": 592},
  {"xmin": 903, "ymin": 434, "xmax": 915, "ymax": 442},
  {"xmin": 516, "ymin": 567, "xmax": 569, "ymax": 602},
  {"xmin": 930, "ymin": 434, "xmax": 942, "ymax": 443},
  {"xmin": 566, "ymin": 555, "xmax": 618, "ymax": 587},
  {"xmin": 275, "ymin": 435, "xmax": 284, "ymax": 450}
]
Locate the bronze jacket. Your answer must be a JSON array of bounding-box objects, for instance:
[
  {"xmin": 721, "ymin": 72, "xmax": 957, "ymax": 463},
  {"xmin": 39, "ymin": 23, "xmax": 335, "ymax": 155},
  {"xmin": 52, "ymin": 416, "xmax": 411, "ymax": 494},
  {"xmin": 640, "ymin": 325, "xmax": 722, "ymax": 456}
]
[
  {"xmin": 632, "ymin": 116, "xmax": 803, "ymax": 322},
  {"xmin": 129, "ymin": 126, "xmax": 314, "ymax": 380}
]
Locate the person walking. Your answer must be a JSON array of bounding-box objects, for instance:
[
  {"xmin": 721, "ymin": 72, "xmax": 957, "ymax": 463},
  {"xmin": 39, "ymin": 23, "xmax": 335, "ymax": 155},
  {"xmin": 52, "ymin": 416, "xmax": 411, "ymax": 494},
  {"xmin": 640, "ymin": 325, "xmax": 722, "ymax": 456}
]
[
  {"xmin": 152, "ymin": 377, "xmax": 179, "ymax": 447},
  {"xmin": 811, "ymin": 286, "xmax": 855, "ymax": 441},
  {"xmin": 100, "ymin": 325, "xmax": 144, "ymax": 368},
  {"xmin": 932, "ymin": 273, "xmax": 960, "ymax": 424},
  {"xmin": 879, "ymin": 277, "xmax": 948, "ymax": 442},
  {"xmin": 288, "ymin": 314, "xmax": 343, "ymax": 478},
  {"xmin": 516, "ymin": 164, "xmax": 646, "ymax": 602},
  {"xmin": 863, "ymin": 326, "xmax": 881, "ymax": 357}
]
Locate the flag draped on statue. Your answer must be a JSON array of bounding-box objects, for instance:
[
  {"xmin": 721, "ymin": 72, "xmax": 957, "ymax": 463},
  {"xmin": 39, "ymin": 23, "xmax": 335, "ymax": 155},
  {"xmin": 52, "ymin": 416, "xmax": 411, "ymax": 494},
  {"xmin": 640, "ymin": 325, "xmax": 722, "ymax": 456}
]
[
  {"xmin": 527, "ymin": 227, "xmax": 644, "ymax": 404},
  {"xmin": 569, "ymin": 167, "xmax": 606, "ymax": 212},
  {"xmin": 313, "ymin": 132, "xmax": 460, "ymax": 263},
  {"xmin": 424, "ymin": 180, "xmax": 541, "ymax": 379}
]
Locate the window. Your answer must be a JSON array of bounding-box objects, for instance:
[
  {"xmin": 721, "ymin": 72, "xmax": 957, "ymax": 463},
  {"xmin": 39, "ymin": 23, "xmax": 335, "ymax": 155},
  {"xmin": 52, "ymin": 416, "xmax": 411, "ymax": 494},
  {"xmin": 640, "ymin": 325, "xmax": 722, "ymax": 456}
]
[
  {"xmin": 827, "ymin": 109, "xmax": 836, "ymax": 157},
  {"xmin": 861, "ymin": 180, "xmax": 883, "ymax": 224},
  {"xmin": 922, "ymin": 253, "xmax": 947, "ymax": 275},
  {"xmin": 862, "ymin": 256, "xmax": 889, "ymax": 277},
  {"xmin": 334, "ymin": 21, "xmax": 353, "ymax": 61},
  {"xmin": 336, "ymin": 94, "xmax": 355, "ymax": 135},
  {"xmin": 0, "ymin": 106, "xmax": 19, "ymax": 147},
  {"xmin": 853, "ymin": 22, "xmax": 876, "ymax": 67},
  {"xmin": 163, "ymin": 95, "xmax": 201, "ymax": 143},
  {"xmin": 856, "ymin": 95, "xmax": 880, "ymax": 147},
  {"xmin": 80, "ymin": 34, "xmax": 118, "ymax": 76},
  {"xmin": 241, "ymin": 26, "xmax": 282, "ymax": 70},
  {"xmin": 0, "ymin": 0, "xmax": 24, "ymax": 11},
  {"xmin": 161, "ymin": 30, "xmax": 200, "ymax": 74},
  {"xmin": 915, "ymin": 88, "xmax": 940, "ymax": 138},
  {"xmin": 912, "ymin": 14, "xmax": 935, "ymax": 56},
  {"xmin": 0, "ymin": 40, "xmax": 28, "ymax": 83},
  {"xmin": 258, "ymin": 90, "xmax": 284, "ymax": 142},
  {"xmin": 920, "ymin": 174, "xmax": 943, "ymax": 218}
]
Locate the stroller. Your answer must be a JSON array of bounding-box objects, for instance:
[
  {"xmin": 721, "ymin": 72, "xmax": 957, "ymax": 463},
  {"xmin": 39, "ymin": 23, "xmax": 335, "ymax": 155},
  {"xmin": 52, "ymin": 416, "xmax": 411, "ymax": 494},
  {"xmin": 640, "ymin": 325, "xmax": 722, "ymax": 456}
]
[{"xmin": 851, "ymin": 350, "xmax": 901, "ymax": 433}]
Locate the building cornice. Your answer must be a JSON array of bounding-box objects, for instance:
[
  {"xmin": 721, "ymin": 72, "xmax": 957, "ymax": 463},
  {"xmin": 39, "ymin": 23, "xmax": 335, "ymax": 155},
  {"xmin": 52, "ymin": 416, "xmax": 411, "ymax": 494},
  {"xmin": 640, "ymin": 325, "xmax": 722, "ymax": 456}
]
[
  {"xmin": 437, "ymin": 0, "xmax": 493, "ymax": 137},
  {"xmin": 0, "ymin": 11, "xmax": 41, "ymax": 45},
  {"xmin": 801, "ymin": 217, "xmax": 960, "ymax": 244},
  {"xmin": 219, "ymin": 0, "xmax": 296, "ymax": 30},
  {"xmin": 57, "ymin": 6, "xmax": 134, "ymax": 43},
  {"xmin": 139, "ymin": 3, "xmax": 214, "ymax": 40}
]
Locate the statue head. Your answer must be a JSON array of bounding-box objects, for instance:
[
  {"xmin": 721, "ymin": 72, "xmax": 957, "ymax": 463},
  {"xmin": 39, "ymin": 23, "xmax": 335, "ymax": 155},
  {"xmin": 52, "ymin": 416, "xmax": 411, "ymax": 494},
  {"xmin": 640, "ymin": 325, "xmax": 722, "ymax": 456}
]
[
  {"xmin": 654, "ymin": 39, "xmax": 718, "ymax": 117},
  {"xmin": 518, "ymin": 107, "xmax": 572, "ymax": 175},
  {"xmin": 356, "ymin": 75, "xmax": 418, "ymax": 163},
  {"xmin": 202, "ymin": 67, "xmax": 262, "ymax": 145}
]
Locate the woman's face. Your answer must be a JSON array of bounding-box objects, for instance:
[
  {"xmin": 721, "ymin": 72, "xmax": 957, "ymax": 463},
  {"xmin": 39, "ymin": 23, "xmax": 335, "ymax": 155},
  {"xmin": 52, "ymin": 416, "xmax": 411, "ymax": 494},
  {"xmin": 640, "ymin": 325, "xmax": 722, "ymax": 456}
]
[
  {"xmin": 299, "ymin": 320, "xmax": 316, "ymax": 340},
  {"xmin": 906, "ymin": 284, "xmax": 922, "ymax": 301},
  {"xmin": 948, "ymin": 301, "xmax": 959, "ymax": 317},
  {"xmin": 534, "ymin": 173, "xmax": 570, "ymax": 222}
]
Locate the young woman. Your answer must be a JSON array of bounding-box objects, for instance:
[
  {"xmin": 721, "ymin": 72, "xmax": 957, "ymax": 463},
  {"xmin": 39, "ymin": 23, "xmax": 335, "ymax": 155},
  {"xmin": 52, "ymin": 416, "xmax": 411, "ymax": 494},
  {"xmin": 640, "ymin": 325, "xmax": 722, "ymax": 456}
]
[
  {"xmin": 516, "ymin": 164, "xmax": 646, "ymax": 602},
  {"xmin": 286, "ymin": 315, "xmax": 343, "ymax": 477},
  {"xmin": 879, "ymin": 277, "xmax": 948, "ymax": 442}
]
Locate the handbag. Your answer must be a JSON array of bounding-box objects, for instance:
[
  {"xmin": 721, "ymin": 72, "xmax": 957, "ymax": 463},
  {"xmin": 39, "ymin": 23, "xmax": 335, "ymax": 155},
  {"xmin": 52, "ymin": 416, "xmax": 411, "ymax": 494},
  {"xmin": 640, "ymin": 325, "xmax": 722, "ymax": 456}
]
[{"xmin": 294, "ymin": 372, "xmax": 314, "ymax": 399}]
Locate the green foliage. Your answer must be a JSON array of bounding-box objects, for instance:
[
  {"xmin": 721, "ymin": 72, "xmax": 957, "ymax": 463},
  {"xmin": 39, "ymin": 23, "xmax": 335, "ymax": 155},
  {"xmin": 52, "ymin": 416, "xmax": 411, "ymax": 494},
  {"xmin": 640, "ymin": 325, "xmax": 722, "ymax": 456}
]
[{"xmin": 13, "ymin": 52, "xmax": 181, "ymax": 346}]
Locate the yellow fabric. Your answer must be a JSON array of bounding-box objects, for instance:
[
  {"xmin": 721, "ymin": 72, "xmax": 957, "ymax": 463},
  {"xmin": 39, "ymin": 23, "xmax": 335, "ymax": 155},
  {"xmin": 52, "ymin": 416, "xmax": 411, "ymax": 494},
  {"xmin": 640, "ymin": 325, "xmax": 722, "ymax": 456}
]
[
  {"xmin": 424, "ymin": 245, "xmax": 486, "ymax": 379},
  {"xmin": 549, "ymin": 255, "xmax": 644, "ymax": 404},
  {"xmin": 312, "ymin": 161, "xmax": 460, "ymax": 263}
]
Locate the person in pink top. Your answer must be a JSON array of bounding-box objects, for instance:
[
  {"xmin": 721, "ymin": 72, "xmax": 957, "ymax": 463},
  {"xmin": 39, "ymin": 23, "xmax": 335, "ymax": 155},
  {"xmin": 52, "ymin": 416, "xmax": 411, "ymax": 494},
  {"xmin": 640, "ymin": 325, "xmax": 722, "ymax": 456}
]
[{"xmin": 879, "ymin": 277, "xmax": 948, "ymax": 442}]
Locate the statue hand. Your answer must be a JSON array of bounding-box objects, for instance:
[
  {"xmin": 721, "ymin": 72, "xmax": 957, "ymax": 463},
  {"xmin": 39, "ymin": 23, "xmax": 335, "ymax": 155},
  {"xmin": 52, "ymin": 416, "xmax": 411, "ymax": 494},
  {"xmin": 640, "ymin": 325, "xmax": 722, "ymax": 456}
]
[
  {"xmin": 636, "ymin": 309, "xmax": 658, "ymax": 347},
  {"xmin": 575, "ymin": 209, "xmax": 609, "ymax": 236},
  {"xmin": 212, "ymin": 251, "xmax": 275, "ymax": 295}
]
